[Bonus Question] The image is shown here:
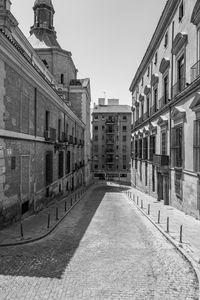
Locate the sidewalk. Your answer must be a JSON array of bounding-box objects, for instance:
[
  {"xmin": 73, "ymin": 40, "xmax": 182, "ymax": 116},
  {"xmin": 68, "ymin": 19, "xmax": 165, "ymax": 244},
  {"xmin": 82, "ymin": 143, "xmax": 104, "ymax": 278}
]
[
  {"xmin": 0, "ymin": 186, "xmax": 89, "ymax": 246},
  {"xmin": 125, "ymin": 187, "xmax": 200, "ymax": 271}
]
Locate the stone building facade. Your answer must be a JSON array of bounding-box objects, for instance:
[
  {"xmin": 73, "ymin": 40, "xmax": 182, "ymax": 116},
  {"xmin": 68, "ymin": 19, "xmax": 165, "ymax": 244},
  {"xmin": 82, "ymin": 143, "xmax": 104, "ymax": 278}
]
[
  {"xmin": 0, "ymin": 0, "xmax": 90, "ymax": 227},
  {"xmin": 130, "ymin": 0, "xmax": 200, "ymax": 219},
  {"xmin": 92, "ymin": 98, "xmax": 131, "ymax": 183}
]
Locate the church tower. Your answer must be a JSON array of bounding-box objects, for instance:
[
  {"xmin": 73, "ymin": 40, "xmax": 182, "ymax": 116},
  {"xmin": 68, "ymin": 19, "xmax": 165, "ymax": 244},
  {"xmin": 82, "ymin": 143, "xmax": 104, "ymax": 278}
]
[{"xmin": 30, "ymin": 0, "xmax": 60, "ymax": 48}]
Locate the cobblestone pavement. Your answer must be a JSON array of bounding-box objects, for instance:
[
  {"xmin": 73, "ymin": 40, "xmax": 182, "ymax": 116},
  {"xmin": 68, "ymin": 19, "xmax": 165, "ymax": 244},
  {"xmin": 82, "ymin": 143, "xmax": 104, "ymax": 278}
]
[{"xmin": 0, "ymin": 184, "xmax": 198, "ymax": 300}]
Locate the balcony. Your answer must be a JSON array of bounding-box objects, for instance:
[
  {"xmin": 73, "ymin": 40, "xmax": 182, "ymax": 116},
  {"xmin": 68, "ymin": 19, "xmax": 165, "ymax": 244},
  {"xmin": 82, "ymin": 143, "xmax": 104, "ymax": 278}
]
[
  {"xmin": 172, "ymin": 78, "xmax": 186, "ymax": 98},
  {"xmin": 44, "ymin": 127, "xmax": 56, "ymax": 142},
  {"xmin": 68, "ymin": 135, "xmax": 73, "ymax": 144},
  {"xmin": 106, "ymin": 139, "xmax": 114, "ymax": 144},
  {"xmin": 61, "ymin": 132, "xmax": 68, "ymax": 143},
  {"xmin": 106, "ymin": 118, "xmax": 115, "ymax": 124},
  {"xmin": 159, "ymin": 94, "xmax": 169, "ymax": 109},
  {"xmin": 106, "ymin": 149, "xmax": 114, "ymax": 154},
  {"xmin": 191, "ymin": 60, "xmax": 200, "ymax": 83},
  {"xmin": 106, "ymin": 130, "xmax": 114, "ymax": 134},
  {"xmin": 153, "ymin": 154, "xmax": 169, "ymax": 166},
  {"xmin": 74, "ymin": 137, "xmax": 77, "ymax": 145}
]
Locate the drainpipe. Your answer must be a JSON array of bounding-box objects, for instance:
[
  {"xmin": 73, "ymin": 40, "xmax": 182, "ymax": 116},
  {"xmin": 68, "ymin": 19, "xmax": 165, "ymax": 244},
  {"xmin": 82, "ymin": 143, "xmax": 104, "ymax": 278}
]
[
  {"xmin": 149, "ymin": 60, "xmax": 153, "ymax": 196},
  {"xmin": 169, "ymin": 21, "xmax": 175, "ymax": 205}
]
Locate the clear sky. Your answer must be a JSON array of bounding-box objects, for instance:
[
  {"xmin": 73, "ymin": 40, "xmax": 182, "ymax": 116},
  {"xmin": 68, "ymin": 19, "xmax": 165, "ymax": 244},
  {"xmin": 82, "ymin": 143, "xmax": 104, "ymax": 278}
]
[{"xmin": 11, "ymin": 0, "xmax": 167, "ymax": 107}]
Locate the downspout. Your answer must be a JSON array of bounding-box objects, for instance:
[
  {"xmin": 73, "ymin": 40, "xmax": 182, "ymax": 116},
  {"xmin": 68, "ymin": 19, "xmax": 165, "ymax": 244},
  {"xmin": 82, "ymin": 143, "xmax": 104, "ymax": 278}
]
[
  {"xmin": 34, "ymin": 87, "xmax": 37, "ymax": 212},
  {"xmin": 149, "ymin": 60, "xmax": 153, "ymax": 196},
  {"xmin": 169, "ymin": 21, "xmax": 175, "ymax": 205}
]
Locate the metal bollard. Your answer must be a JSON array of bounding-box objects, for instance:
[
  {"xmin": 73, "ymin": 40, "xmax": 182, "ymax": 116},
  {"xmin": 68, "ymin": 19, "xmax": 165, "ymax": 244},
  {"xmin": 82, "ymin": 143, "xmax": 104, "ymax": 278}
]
[
  {"xmin": 180, "ymin": 225, "xmax": 183, "ymax": 243},
  {"xmin": 56, "ymin": 207, "xmax": 59, "ymax": 221},
  {"xmin": 20, "ymin": 222, "xmax": 24, "ymax": 238},
  {"xmin": 148, "ymin": 204, "xmax": 150, "ymax": 215},
  {"xmin": 167, "ymin": 217, "xmax": 169, "ymax": 233},
  {"xmin": 47, "ymin": 213, "xmax": 50, "ymax": 229},
  {"xmin": 158, "ymin": 210, "xmax": 160, "ymax": 224}
]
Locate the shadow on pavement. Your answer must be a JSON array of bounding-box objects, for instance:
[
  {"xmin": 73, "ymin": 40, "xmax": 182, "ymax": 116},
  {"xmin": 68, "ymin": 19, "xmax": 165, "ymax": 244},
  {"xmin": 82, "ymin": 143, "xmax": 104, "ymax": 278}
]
[{"xmin": 0, "ymin": 184, "xmax": 129, "ymax": 279}]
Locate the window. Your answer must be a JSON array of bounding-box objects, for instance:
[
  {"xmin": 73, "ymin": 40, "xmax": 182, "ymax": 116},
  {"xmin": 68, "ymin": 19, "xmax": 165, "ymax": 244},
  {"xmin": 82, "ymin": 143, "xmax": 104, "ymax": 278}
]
[
  {"xmin": 94, "ymin": 135, "xmax": 98, "ymax": 141},
  {"xmin": 154, "ymin": 88, "xmax": 158, "ymax": 111},
  {"xmin": 139, "ymin": 139, "xmax": 142, "ymax": 159},
  {"xmin": 102, "ymin": 126, "xmax": 104, "ymax": 130},
  {"xmin": 11, "ymin": 156, "xmax": 16, "ymax": 170},
  {"xmin": 177, "ymin": 55, "xmax": 185, "ymax": 92},
  {"xmin": 123, "ymin": 165, "xmax": 126, "ymax": 170},
  {"xmin": 150, "ymin": 135, "xmax": 156, "ymax": 161},
  {"xmin": 141, "ymin": 77, "xmax": 144, "ymax": 86},
  {"xmin": 179, "ymin": 1, "xmax": 184, "ymax": 22},
  {"xmin": 94, "ymin": 115, "xmax": 98, "ymax": 120},
  {"xmin": 135, "ymin": 140, "xmax": 138, "ymax": 159},
  {"xmin": 46, "ymin": 151, "xmax": 53, "ymax": 185},
  {"xmin": 141, "ymin": 102, "xmax": 144, "ymax": 120},
  {"xmin": 152, "ymin": 165, "xmax": 155, "ymax": 192},
  {"xmin": 45, "ymin": 110, "xmax": 50, "ymax": 131},
  {"xmin": 163, "ymin": 75, "xmax": 169, "ymax": 104},
  {"xmin": 102, "ymin": 115, "xmax": 104, "ymax": 120},
  {"xmin": 147, "ymin": 66, "xmax": 150, "ymax": 77},
  {"xmin": 145, "ymin": 162, "xmax": 148, "ymax": 186},
  {"xmin": 123, "ymin": 126, "xmax": 127, "ymax": 132},
  {"xmin": 42, "ymin": 59, "xmax": 49, "ymax": 68},
  {"xmin": 122, "ymin": 145, "xmax": 126, "ymax": 152},
  {"xmin": 61, "ymin": 74, "xmax": 64, "ymax": 84},
  {"xmin": 161, "ymin": 131, "xmax": 167, "ymax": 155},
  {"xmin": 123, "ymin": 155, "xmax": 126, "ymax": 161},
  {"xmin": 164, "ymin": 32, "xmax": 168, "ymax": 48},
  {"xmin": 143, "ymin": 137, "xmax": 148, "ymax": 160},
  {"xmin": 102, "ymin": 135, "xmax": 104, "ymax": 140},
  {"xmin": 94, "ymin": 126, "xmax": 98, "ymax": 131},
  {"xmin": 58, "ymin": 151, "xmax": 64, "ymax": 178},
  {"xmin": 58, "ymin": 118, "xmax": 61, "ymax": 141},
  {"xmin": 175, "ymin": 169, "xmax": 183, "ymax": 199},
  {"xmin": 147, "ymin": 96, "xmax": 150, "ymax": 118},
  {"xmin": 94, "ymin": 165, "xmax": 98, "ymax": 169},
  {"xmin": 194, "ymin": 120, "xmax": 200, "ymax": 172},
  {"xmin": 94, "ymin": 145, "xmax": 98, "ymax": 152},
  {"xmin": 154, "ymin": 52, "xmax": 158, "ymax": 65},
  {"xmin": 123, "ymin": 136, "xmax": 126, "ymax": 142},
  {"xmin": 123, "ymin": 115, "xmax": 127, "ymax": 121},
  {"xmin": 171, "ymin": 126, "xmax": 183, "ymax": 167}
]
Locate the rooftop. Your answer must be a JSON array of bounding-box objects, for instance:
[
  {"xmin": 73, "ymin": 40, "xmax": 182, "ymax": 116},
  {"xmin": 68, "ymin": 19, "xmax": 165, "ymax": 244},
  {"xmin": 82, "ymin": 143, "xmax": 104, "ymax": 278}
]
[{"xmin": 93, "ymin": 105, "xmax": 131, "ymax": 114}]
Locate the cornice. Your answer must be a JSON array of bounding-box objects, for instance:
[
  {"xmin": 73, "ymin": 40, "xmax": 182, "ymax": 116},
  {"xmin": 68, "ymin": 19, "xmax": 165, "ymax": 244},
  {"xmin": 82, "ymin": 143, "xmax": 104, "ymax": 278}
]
[{"xmin": 129, "ymin": 0, "xmax": 180, "ymax": 92}]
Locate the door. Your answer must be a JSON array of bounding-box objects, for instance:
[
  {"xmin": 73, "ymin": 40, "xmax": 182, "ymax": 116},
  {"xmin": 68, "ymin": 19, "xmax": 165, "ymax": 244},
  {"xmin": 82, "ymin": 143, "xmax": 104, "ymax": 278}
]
[
  {"xmin": 21, "ymin": 155, "xmax": 30, "ymax": 214},
  {"xmin": 163, "ymin": 175, "xmax": 169, "ymax": 205},
  {"xmin": 157, "ymin": 172, "xmax": 163, "ymax": 201}
]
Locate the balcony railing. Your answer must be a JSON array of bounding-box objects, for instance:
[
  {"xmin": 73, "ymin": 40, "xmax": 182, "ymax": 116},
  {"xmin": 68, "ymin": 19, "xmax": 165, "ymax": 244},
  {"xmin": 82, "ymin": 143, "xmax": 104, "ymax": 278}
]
[
  {"xmin": 106, "ymin": 118, "xmax": 115, "ymax": 124},
  {"xmin": 191, "ymin": 60, "xmax": 200, "ymax": 82},
  {"xmin": 44, "ymin": 127, "xmax": 57, "ymax": 142},
  {"xmin": 172, "ymin": 78, "xmax": 186, "ymax": 98},
  {"xmin": 153, "ymin": 154, "xmax": 169, "ymax": 166},
  {"xmin": 159, "ymin": 94, "xmax": 169, "ymax": 109},
  {"xmin": 106, "ymin": 140, "xmax": 114, "ymax": 144}
]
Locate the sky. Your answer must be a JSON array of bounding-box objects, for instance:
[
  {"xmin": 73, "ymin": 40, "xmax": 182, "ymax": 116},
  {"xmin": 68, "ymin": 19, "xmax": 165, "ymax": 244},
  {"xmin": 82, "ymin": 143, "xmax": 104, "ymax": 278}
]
[{"xmin": 11, "ymin": 0, "xmax": 167, "ymax": 107}]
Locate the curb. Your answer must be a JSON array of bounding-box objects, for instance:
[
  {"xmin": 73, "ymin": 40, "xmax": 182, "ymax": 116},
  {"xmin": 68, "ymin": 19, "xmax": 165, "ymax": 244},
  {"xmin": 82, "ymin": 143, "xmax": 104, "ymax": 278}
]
[
  {"xmin": 0, "ymin": 188, "xmax": 89, "ymax": 248},
  {"xmin": 125, "ymin": 191, "xmax": 200, "ymax": 299}
]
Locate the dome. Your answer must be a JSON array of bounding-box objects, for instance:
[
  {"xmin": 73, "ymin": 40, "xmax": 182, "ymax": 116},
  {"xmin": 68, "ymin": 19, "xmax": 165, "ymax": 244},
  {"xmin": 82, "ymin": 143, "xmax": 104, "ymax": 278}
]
[{"xmin": 34, "ymin": 0, "xmax": 53, "ymax": 8}]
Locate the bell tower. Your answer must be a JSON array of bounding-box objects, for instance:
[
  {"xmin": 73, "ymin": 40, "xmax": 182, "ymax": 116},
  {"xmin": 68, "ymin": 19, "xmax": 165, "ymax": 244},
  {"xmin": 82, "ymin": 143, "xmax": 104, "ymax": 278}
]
[{"xmin": 30, "ymin": 0, "xmax": 60, "ymax": 48}]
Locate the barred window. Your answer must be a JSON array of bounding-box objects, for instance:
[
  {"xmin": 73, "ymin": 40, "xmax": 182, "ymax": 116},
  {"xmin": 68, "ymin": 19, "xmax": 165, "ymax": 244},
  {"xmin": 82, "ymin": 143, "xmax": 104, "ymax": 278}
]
[
  {"xmin": 161, "ymin": 131, "xmax": 167, "ymax": 155},
  {"xmin": 194, "ymin": 120, "xmax": 200, "ymax": 172},
  {"xmin": 139, "ymin": 139, "xmax": 142, "ymax": 159},
  {"xmin": 143, "ymin": 137, "xmax": 148, "ymax": 160},
  {"xmin": 171, "ymin": 126, "xmax": 183, "ymax": 167},
  {"xmin": 150, "ymin": 135, "xmax": 156, "ymax": 161}
]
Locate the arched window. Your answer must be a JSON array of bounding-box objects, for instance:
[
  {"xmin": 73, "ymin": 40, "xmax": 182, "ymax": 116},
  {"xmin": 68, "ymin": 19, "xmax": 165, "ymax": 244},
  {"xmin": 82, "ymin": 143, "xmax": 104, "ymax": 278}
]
[{"xmin": 61, "ymin": 74, "xmax": 64, "ymax": 84}]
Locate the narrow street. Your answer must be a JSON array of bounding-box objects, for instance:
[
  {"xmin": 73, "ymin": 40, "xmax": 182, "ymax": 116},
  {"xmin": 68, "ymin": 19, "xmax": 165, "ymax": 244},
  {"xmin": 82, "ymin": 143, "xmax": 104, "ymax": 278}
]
[{"xmin": 0, "ymin": 184, "xmax": 198, "ymax": 300}]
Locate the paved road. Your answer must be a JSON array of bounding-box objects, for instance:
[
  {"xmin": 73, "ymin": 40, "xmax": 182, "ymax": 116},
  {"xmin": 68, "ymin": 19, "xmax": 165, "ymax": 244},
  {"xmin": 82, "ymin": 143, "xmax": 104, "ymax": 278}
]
[{"xmin": 0, "ymin": 184, "xmax": 198, "ymax": 299}]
